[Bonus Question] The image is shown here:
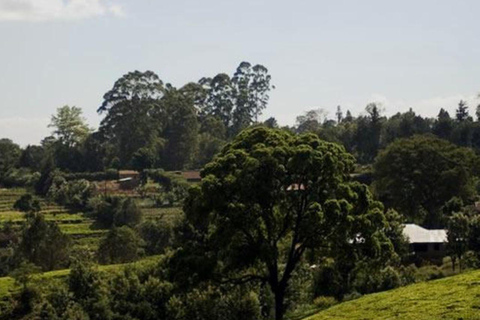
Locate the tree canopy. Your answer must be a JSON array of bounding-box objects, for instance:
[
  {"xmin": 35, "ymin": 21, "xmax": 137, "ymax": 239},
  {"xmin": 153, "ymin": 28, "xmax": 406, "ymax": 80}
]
[
  {"xmin": 374, "ymin": 134, "xmax": 480, "ymax": 227},
  {"xmin": 180, "ymin": 127, "xmax": 396, "ymax": 320}
]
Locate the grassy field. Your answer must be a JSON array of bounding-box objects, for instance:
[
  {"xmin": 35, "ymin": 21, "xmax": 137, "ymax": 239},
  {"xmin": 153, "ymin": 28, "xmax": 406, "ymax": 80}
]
[{"xmin": 306, "ymin": 270, "xmax": 480, "ymax": 320}]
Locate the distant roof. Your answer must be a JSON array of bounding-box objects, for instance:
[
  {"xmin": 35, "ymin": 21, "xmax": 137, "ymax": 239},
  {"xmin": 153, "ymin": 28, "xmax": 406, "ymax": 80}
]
[
  {"xmin": 182, "ymin": 171, "xmax": 201, "ymax": 181},
  {"xmin": 403, "ymin": 224, "xmax": 447, "ymax": 244},
  {"xmin": 119, "ymin": 170, "xmax": 139, "ymax": 176}
]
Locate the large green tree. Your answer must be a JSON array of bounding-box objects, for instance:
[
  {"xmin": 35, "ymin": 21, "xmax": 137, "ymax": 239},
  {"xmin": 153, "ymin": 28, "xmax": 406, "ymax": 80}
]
[
  {"xmin": 374, "ymin": 135, "xmax": 479, "ymax": 227},
  {"xmin": 98, "ymin": 71, "xmax": 166, "ymax": 166},
  {"xmin": 180, "ymin": 127, "xmax": 395, "ymax": 320}
]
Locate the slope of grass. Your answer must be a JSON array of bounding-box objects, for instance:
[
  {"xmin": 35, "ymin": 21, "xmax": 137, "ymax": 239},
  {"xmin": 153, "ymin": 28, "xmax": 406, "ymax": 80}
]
[{"xmin": 306, "ymin": 270, "xmax": 480, "ymax": 320}]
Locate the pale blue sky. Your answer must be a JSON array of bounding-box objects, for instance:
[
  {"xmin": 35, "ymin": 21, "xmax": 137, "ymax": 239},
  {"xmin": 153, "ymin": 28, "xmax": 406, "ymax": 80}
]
[{"xmin": 1, "ymin": 0, "xmax": 479, "ymax": 145}]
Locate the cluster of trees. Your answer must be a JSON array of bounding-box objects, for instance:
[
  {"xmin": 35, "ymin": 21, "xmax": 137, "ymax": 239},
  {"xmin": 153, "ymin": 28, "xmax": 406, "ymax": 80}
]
[
  {"xmin": 0, "ymin": 61, "xmax": 273, "ymax": 191},
  {"xmin": 296, "ymin": 101, "xmax": 480, "ymax": 163}
]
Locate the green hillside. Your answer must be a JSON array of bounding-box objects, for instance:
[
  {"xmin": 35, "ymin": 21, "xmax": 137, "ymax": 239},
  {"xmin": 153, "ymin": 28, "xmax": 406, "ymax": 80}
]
[{"xmin": 307, "ymin": 270, "xmax": 480, "ymax": 320}]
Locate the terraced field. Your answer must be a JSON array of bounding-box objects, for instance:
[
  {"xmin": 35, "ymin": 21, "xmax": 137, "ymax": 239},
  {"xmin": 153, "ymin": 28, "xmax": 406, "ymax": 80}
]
[
  {"xmin": 0, "ymin": 188, "xmax": 183, "ymax": 252},
  {"xmin": 0, "ymin": 188, "xmax": 107, "ymax": 252}
]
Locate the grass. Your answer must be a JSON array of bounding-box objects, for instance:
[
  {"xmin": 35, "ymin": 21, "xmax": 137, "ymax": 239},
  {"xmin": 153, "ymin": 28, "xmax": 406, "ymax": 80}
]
[
  {"xmin": 59, "ymin": 222, "xmax": 107, "ymax": 235},
  {"xmin": 306, "ymin": 269, "xmax": 480, "ymax": 320}
]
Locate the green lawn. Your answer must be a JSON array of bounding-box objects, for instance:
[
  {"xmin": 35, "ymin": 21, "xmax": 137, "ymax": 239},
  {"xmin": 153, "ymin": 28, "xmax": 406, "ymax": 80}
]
[{"xmin": 306, "ymin": 270, "xmax": 480, "ymax": 320}]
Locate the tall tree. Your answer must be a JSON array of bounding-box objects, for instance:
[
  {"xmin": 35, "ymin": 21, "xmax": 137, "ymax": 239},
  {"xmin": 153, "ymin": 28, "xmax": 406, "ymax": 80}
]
[
  {"xmin": 16, "ymin": 214, "xmax": 70, "ymax": 271},
  {"xmin": 49, "ymin": 106, "xmax": 91, "ymax": 148},
  {"xmin": 455, "ymin": 100, "xmax": 470, "ymax": 122},
  {"xmin": 98, "ymin": 71, "xmax": 166, "ymax": 166},
  {"xmin": 180, "ymin": 127, "xmax": 395, "ymax": 320},
  {"xmin": 231, "ymin": 62, "xmax": 273, "ymax": 134}
]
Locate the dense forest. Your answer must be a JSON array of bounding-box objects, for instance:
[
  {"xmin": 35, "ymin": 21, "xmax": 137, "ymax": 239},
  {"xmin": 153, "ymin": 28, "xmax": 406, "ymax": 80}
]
[{"xmin": 1, "ymin": 62, "xmax": 480, "ymax": 320}]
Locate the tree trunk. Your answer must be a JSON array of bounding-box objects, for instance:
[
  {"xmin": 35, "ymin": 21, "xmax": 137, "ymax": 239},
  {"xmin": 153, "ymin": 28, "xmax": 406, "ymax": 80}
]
[{"xmin": 274, "ymin": 285, "xmax": 286, "ymax": 320}]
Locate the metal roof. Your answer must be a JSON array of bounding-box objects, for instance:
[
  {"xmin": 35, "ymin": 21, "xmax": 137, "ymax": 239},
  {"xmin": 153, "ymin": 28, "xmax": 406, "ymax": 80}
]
[{"xmin": 403, "ymin": 224, "xmax": 447, "ymax": 244}]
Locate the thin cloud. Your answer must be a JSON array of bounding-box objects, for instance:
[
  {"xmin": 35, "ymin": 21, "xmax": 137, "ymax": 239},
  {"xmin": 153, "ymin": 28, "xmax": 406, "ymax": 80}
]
[{"xmin": 0, "ymin": 0, "xmax": 125, "ymax": 21}]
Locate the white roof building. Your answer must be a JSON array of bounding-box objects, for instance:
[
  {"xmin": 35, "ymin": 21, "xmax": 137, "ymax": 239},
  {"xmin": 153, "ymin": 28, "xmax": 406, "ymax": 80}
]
[{"xmin": 403, "ymin": 224, "xmax": 447, "ymax": 244}]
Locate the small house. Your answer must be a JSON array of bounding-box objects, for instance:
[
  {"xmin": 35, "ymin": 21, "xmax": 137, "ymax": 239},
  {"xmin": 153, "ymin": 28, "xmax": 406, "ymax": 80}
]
[
  {"xmin": 181, "ymin": 171, "xmax": 202, "ymax": 183},
  {"xmin": 403, "ymin": 224, "xmax": 447, "ymax": 262}
]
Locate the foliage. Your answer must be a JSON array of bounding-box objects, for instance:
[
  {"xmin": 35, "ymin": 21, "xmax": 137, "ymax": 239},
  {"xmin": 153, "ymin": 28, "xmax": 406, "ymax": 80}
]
[
  {"xmin": 179, "ymin": 127, "xmax": 396, "ymax": 320},
  {"xmin": 13, "ymin": 194, "xmax": 41, "ymax": 213},
  {"xmin": 373, "ymin": 135, "xmax": 479, "ymax": 227},
  {"xmin": 312, "ymin": 296, "xmax": 337, "ymax": 310},
  {"xmin": 1, "ymin": 168, "xmax": 40, "ymax": 188},
  {"xmin": 97, "ymin": 226, "xmax": 143, "ymax": 264},
  {"xmin": 48, "ymin": 178, "xmax": 93, "ymax": 210},
  {"xmin": 90, "ymin": 196, "xmax": 143, "ymax": 228},
  {"xmin": 49, "ymin": 106, "xmax": 91, "ymax": 148},
  {"xmin": 15, "ymin": 214, "xmax": 70, "ymax": 271},
  {"xmin": 166, "ymin": 285, "xmax": 261, "ymax": 320},
  {"xmin": 63, "ymin": 169, "xmax": 118, "ymax": 182},
  {"xmin": 10, "ymin": 261, "xmax": 41, "ymax": 290},
  {"xmin": 141, "ymin": 170, "xmax": 190, "ymax": 206},
  {"xmin": 0, "ymin": 138, "xmax": 21, "ymax": 184},
  {"xmin": 446, "ymin": 212, "xmax": 470, "ymax": 271},
  {"xmin": 138, "ymin": 220, "xmax": 173, "ymax": 255}
]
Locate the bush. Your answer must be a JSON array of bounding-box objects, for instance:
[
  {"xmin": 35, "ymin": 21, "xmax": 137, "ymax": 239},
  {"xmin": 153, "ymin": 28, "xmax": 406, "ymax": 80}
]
[
  {"xmin": 113, "ymin": 198, "xmax": 143, "ymax": 227},
  {"xmin": 1, "ymin": 168, "xmax": 40, "ymax": 188},
  {"xmin": 15, "ymin": 214, "xmax": 70, "ymax": 271},
  {"xmin": 90, "ymin": 196, "xmax": 143, "ymax": 228},
  {"xmin": 313, "ymin": 296, "xmax": 337, "ymax": 310},
  {"xmin": 48, "ymin": 178, "xmax": 93, "ymax": 210},
  {"xmin": 139, "ymin": 220, "xmax": 173, "ymax": 255},
  {"xmin": 415, "ymin": 265, "xmax": 445, "ymax": 281},
  {"xmin": 97, "ymin": 226, "xmax": 143, "ymax": 264},
  {"xmin": 14, "ymin": 194, "xmax": 41, "ymax": 213},
  {"xmin": 166, "ymin": 285, "xmax": 260, "ymax": 320}
]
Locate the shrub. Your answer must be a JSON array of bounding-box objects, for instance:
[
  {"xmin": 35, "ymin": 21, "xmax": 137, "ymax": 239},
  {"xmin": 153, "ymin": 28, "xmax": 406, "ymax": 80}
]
[
  {"xmin": 113, "ymin": 198, "xmax": 143, "ymax": 227},
  {"xmin": 14, "ymin": 194, "xmax": 41, "ymax": 213},
  {"xmin": 138, "ymin": 220, "xmax": 173, "ymax": 255},
  {"xmin": 15, "ymin": 214, "xmax": 70, "ymax": 271},
  {"xmin": 97, "ymin": 226, "xmax": 143, "ymax": 264},
  {"xmin": 313, "ymin": 296, "xmax": 337, "ymax": 310},
  {"xmin": 90, "ymin": 196, "xmax": 143, "ymax": 228},
  {"xmin": 1, "ymin": 168, "xmax": 40, "ymax": 188},
  {"xmin": 48, "ymin": 178, "xmax": 93, "ymax": 210}
]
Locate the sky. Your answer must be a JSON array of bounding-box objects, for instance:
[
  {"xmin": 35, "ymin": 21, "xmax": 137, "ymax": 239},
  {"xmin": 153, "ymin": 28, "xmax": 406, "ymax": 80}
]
[{"xmin": 0, "ymin": 0, "xmax": 479, "ymax": 146}]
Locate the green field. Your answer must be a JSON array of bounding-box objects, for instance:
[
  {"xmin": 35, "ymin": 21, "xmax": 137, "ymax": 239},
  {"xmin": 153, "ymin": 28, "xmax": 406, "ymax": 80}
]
[{"xmin": 306, "ymin": 270, "xmax": 480, "ymax": 320}]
